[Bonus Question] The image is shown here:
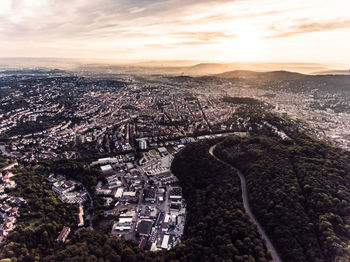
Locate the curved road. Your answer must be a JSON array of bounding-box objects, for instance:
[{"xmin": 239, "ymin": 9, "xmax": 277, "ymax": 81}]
[{"xmin": 209, "ymin": 144, "xmax": 282, "ymax": 262}]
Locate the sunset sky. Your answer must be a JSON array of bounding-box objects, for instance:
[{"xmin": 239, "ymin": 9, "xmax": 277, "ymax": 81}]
[{"xmin": 1, "ymin": 0, "xmax": 350, "ymax": 64}]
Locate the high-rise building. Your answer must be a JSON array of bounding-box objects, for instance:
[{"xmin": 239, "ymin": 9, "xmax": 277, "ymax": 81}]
[{"xmin": 138, "ymin": 139, "xmax": 147, "ymax": 150}]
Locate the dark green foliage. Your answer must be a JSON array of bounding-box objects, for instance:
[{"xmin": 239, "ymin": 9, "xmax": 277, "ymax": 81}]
[
  {"xmin": 5, "ymin": 116, "xmax": 62, "ymax": 137},
  {"xmin": 169, "ymin": 141, "xmax": 271, "ymax": 262},
  {"xmin": 121, "ymin": 105, "xmax": 139, "ymax": 111},
  {"xmin": 0, "ymin": 98, "xmax": 28, "ymax": 113},
  {"xmin": 223, "ymin": 96, "xmax": 265, "ymax": 106},
  {"xmin": 49, "ymin": 159, "xmax": 104, "ymax": 194},
  {"xmin": 1, "ymin": 166, "xmax": 76, "ymax": 260},
  {"xmin": 215, "ymin": 134, "xmax": 350, "ymax": 262}
]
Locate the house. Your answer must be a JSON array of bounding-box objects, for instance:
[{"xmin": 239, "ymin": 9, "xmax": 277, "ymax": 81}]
[
  {"xmin": 0, "ymin": 203, "xmax": 11, "ymax": 213},
  {"xmin": 56, "ymin": 226, "xmax": 70, "ymax": 243},
  {"xmin": 9, "ymin": 207, "xmax": 18, "ymax": 217},
  {"xmin": 5, "ymin": 172, "xmax": 14, "ymax": 178},
  {"xmin": 1, "ymin": 161, "xmax": 18, "ymax": 171}
]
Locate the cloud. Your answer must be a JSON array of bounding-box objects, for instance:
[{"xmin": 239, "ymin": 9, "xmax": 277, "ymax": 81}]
[
  {"xmin": 1, "ymin": 0, "xmax": 350, "ymax": 63},
  {"xmin": 267, "ymin": 18, "xmax": 350, "ymax": 38},
  {"xmin": 173, "ymin": 31, "xmax": 236, "ymax": 42},
  {"xmin": 129, "ymin": 7, "xmax": 145, "ymax": 14}
]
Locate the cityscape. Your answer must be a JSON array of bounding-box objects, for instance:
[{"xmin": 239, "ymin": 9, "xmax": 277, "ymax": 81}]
[
  {"xmin": 0, "ymin": 69, "xmax": 349, "ymax": 258},
  {"xmin": 0, "ymin": 0, "xmax": 350, "ymax": 261}
]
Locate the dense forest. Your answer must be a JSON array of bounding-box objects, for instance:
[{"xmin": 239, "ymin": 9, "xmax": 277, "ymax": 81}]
[
  {"xmin": 223, "ymin": 96, "xmax": 266, "ymax": 106},
  {"xmin": 215, "ymin": 130, "xmax": 350, "ymax": 262}
]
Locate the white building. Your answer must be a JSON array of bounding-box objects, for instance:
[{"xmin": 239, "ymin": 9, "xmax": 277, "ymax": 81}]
[
  {"xmin": 161, "ymin": 235, "xmax": 170, "ymax": 250},
  {"xmin": 138, "ymin": 138, "xmax": 147, "ymax": 150}
]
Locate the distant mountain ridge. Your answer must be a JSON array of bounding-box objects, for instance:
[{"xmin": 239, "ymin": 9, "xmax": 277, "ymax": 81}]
[
  {"xmin": 312, "ymin": 69, "xmax": 350, "ymax": 75},
  {"xmin": 0, "ymin": 68, "xmax": 66, "ymax": 75},
  {"xmin": 183, "ymin": 62, "xmax": 332, "ymax": 75},
  {"xmin": 0, "ymin": 58, "xmax": 347, "ymax": 76},
  {"xmin": 215, "ymin": 70, "xmax": 308, "ymax": 80}
]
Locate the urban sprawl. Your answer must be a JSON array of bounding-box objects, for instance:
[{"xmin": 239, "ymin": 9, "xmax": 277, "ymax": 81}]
[{"xmin": 0, "ymin": 71, "xmax": 349, "ymax": 250}]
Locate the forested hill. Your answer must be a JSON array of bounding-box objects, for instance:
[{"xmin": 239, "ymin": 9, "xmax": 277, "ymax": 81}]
[{"xmin": 214, "ymin": 133, "xmax": 350, "ymax": 262}]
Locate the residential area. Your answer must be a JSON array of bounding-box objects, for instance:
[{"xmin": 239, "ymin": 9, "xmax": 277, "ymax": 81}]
[{"xmin": 0, "ymin": 161, "xmax": 25, "ymax": 246}]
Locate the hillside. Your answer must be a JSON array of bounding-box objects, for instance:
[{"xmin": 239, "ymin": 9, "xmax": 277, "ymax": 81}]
[
  {"xmin": 215, "ymin": 70, "xmax": 308, "ymax": 80},
  {"xmin": 214, "ymin": 121, "xmax": 350, "ymax": 262}
]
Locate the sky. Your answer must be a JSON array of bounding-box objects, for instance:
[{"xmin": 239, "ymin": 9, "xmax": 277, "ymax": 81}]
[{"xmin": 1, "ymin": 0, "xmax": 350, "ymax": 64}]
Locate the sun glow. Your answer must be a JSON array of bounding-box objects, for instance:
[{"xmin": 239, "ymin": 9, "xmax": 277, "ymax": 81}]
[
  {"xmin": 1, "ymin": 0, "xmax": 350, "ymax": 62},
  {"xmin": 229, "ymin": 27, "xmax": 263, "ymax": 61}
]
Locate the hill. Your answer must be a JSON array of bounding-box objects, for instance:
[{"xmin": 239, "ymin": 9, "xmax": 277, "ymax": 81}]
[
  {"xmin": 312, "ymin": 69, "xmax": 349, "ymax": 75},
  {"xmin": 214, "ymin": 108, "xmax": 350, "ymax": 262},
  {"xmin": 215, "ymin": 70, "xmax": 308, "ymax": 80}
]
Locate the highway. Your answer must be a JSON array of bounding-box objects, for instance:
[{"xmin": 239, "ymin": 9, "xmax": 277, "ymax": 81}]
[{"xmin": 209, "ymin": 144, "xmax": 282, "ymax": 262}]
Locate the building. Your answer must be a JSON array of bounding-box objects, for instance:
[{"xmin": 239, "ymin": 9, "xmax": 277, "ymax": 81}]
[
  {"xmin": 140, "ymin": 206, "xmax": 158, "ymax": 219},
  {"xmin": 1, "ymin": 161, "xmax": 18, "ymax": 171},
  {"xmin": 158, "ymin": 147, "xmax": 167, "ymax": 154},
  {"xmin": 137, "ymin": 220, "xmax": 153, "ymax": 237},
  {"xmin": 114, "ymin": 187, "xmax": 124, "ymax": 198},
  {"xmin": 138, "ymin": 236, "xmax": 148, "ymax": 250},
  {"xmin": 75, "ymin": 134, "xmax": 85, "ymax": 145},
  {"xmin": 169, "ymin": 187, "xmax": 182, "ymax": 201},
  {"xmin": 111, "ymin": 211, "xmax": 136, "ymax": 233},
  {"xmin": 77, "ymin": 206, "xmax": 84, "ymax": 227},
  {"xmin": 126, "ymin": 162, "xmax": 134, "ymax": 170},
  {"xmin": 52, "ymin": 180, "xmax": 75, "ymax": 195},
  {"xmin": 112, "ymin": 222, "xmax": 131, "ymax": 232},
  {"xmin": 138, "ymin": 138, "xmax": 147, "ymax": 150},
  {"xmin": 100, "ymin": 164, "xmax": 113, "ymax": 175},
  {"xmin": 161, "ymin": 234, "xmax": 170, "ymax": 250},
  {"xmin": 56, "ymin": 226, "xmax": 70, "ymax": 243},
  {"xmin": 0, "ymin": 203, "xmax": 11, "ymax": 213},
  {"xmin": 91, "ymin": 157, "xmax": 118, "ymax": 166},
  {"xmin": 104, "ymin": 209, "xmax": 115, "ymax": 217},
  {"xmin": 122, "ymin": 191, "xmax": 136, "ymax": 198},
  {"xmin": 144, "ymin": 188, "xmax": 156, "ymax": 203}
]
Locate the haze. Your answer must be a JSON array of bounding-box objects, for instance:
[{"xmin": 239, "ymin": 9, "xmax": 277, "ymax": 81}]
[{"xmin": 1, "ymin": 0, "xmax": 350, "ymax": 65}]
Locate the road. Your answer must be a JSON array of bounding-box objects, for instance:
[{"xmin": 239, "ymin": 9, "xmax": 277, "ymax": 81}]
[
  {"xmin": 209, "ymin": 144, "xmax": 282, "ymax": 262},
  {"xmin": 86, "ymin": 189, "xmax": 94, "ymax": 230}
]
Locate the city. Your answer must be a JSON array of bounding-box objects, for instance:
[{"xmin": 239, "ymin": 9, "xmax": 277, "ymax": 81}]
[
  {"xmin": 0, "ymin": 70, "xmax": 349, "ymax": 257},
  {"xmin": 1, "ymin": 0, "xmax": 350, "ymax": 260}
]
